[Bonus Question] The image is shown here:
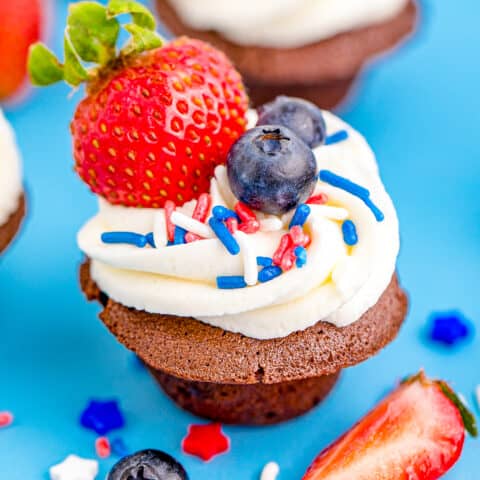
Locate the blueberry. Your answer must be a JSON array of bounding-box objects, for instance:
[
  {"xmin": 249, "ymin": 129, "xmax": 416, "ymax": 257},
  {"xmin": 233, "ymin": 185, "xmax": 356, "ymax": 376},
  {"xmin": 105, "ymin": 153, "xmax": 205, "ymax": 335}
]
[
  {"xmin": 227, "ymin": 126, "xmax": 317, "ymax": 215},
  {"xmin": 257, "ymin": 96, "xmax": 327, "ymax": 148},
  {"xmin": 107, "ymin": 449, "xmax": 188, "ymax": 480}
]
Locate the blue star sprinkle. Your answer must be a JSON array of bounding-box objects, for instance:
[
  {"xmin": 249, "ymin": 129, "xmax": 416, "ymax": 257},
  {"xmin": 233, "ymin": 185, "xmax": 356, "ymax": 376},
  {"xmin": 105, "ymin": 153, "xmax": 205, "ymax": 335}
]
[
  {"xmin": 79, "ymin": 400, "xmax": 125, "ymax": 435},
  {"xmin": 429, "ymin": 311, "xmax": 473, "ymax": 346}
]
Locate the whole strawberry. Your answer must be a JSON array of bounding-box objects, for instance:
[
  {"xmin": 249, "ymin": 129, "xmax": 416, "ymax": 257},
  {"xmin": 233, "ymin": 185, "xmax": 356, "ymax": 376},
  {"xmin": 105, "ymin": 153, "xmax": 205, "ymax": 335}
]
[{"xmin": 28, "ymin": 0, "xmax": 248, "ymax": 208}]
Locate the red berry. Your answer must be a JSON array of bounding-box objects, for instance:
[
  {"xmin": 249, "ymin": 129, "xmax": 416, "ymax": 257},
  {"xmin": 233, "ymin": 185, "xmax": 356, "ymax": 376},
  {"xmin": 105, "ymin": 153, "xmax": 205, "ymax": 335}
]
[
  {"xmin": 71, "ymin": 37, "xmax": 248, "ymax": 208},
  {"xmin": 303, "ymin": 372, "xmax": 475, "ymax": 480}
]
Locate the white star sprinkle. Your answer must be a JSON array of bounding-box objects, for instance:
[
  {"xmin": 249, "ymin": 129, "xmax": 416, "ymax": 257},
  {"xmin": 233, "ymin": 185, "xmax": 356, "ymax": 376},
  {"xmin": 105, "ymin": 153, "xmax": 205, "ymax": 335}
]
[{"xmin": 49, "ymin": 455, "xmax": 98, "ymax": 480}]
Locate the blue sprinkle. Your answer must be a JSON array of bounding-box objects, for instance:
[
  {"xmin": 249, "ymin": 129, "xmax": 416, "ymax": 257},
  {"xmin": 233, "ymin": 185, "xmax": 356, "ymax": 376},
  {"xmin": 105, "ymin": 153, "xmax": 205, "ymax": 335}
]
[
  {"xmin": 212, "ymin": 205, "xmax": 239, "ymax": 221},
  {"xmin": 325, "ymin": 130, "xmax": 349, "ymax": 145},
  {"xmin": 342, "ymin": 220, "xmax": 358, "ymax": 246},
  {"xmin": 101, "ymin": 232, "xmax": 148, "ymax": 248},
  {"xmin": 429, "ymin": 311, "xmax": 472, "ymax": 346},
  {"xmin": 79, "ymin": 400, "xmax": 125, "ymax": 435},
  {"xmin": 258, "ymin": 266, "xmax": 282, "ymax": 283},
  {"xmin": 257, "ymin": 256, "xmax": 273, "ymax": 267},
  {"xmin": 217, "ymin": 276, "xmax": 247, "ymax": 289},
  {"xmin": 167, "ymin": 240, "xmax": 174, "ymax": 246},
  {"xmin": 289, "ymin": 204, "xmax": 311, "ymax": 228},
  {"xmin": 209, "ymin": 217, "xmax": 240, "ymax": 255},
  {"xmin": 319, "ymin": 170, "xmax": 384, "ymax": 222},
  {"xmin": 111, "ymin": 437, "xmax": 130, "ymax": 457},
  {"xmin": 294, "ymin": 246, "xmax": 307, "ymax": 268},
  {"xmin": 174, "ymin": 226, "xmax": 187, "ymax": 245},
  {"xmin": 145, "ymin": 232, "xmax": 156, "ymax": 248}
]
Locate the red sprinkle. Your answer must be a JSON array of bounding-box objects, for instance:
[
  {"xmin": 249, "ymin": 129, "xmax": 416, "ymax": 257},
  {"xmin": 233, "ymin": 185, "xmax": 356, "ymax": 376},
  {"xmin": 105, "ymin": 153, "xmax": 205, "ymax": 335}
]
[
  {"xmin": 273, "ymin": 233, "xmax": 293, "ymax": 266},
  {"xmin": 182, "ymin": 423, "xmax": 230, "ymax": 462},
  {"xmin": 307, "ymin": 193, "xmax": 328, "ymax": 205},
  {"xmin": 234, "ymin": 202, "xmax": 257, "ymax": 223},
  {"xmin": 280, "ymin": 246, "xmax": 297, "ymax": 271},
  {"xmin": 238, "ymin": 219, "xmax": 260, "ymax": 234},
  {"xmin": 185, "ymin": 232, "xmax": 201, "ymax": 243},
  {"xmin": 192, "ymin": 193, "xmax": 211, "ymax": 223},
  {"xmin": 0, "ymin": 411, "xmax": 13, "ymax": 428},
  {"xmin": 95, "ymin": 436, "xmax": 111, "ymax": 458},
  {"xmin": 226, "ymin": 217, "xmax": 238, "ymax": 234},
  {"xmin": 289, "ymin": 225, "xmax": 305, "ymax": 246},
  {"xmin": 164, "ymin": 200, "xmax": 176, "ymax": 242}
]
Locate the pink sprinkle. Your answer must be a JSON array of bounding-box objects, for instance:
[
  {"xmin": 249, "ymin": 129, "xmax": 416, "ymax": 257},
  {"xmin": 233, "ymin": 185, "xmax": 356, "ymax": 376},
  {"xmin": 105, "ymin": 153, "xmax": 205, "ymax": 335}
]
[
  {"xmin": 238, "ymin": 219, "xmax": 260, "ymax": 234},
  {"xmin": 226, "ymin": 217, "xmax": 238, "ymax": 234},
  {"xmin": 192, "ymin": 193, "xmax": 211, "ymax": 223},
  {"xmin": 280, "ymin": 247, "xmax": 297, "ymax": 271},
  {"xmin": 307, "ymin": 193, "xmax": 328, "ymax": 205},
  {"xmin": 95, "ymin": 436, "xmax": 111, "ymax": 458},
  {"xmin": 273, "ymin": 234, "xmax": 292, "ymax": 266},
  {"xmin": 185, "ymin": 232, "xmax": 201, "ymax": 243},
  {"xmin": 164, "ymin": 200, "xmax": 176, "ymax": 243},
  {"xmin": 0, "ymin": 412, "xmax": 13, "ymax": 428},
  {"xmin": 234, "ymin": 202, "xmax": 257, "ymax": 223}
]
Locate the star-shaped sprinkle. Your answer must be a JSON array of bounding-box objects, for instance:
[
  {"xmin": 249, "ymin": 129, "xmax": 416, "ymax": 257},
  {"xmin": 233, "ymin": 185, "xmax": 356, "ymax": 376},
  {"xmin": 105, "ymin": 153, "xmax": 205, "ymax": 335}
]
[
  {"xmin": 80, "ymin": 399, "xmax": 125, "ymax": 435},
  {"xmin": 429, "ymin": 311, "xmax": 472, "ymax": 346},
  {"xmin": 182, "ymin": 423, "xmax": 230, "ymax": 461},
  {"xmin": 49, "ymin": 455, "xmax": 98, "ymax": 480}
]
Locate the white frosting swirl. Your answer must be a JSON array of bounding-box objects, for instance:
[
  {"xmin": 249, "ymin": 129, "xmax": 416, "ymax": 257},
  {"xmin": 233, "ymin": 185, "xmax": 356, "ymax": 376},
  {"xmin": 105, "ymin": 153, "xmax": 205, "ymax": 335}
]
[
  {"xmin": 0, "ymin": 109, "xmax": 23, "ymax": 226},
  {"xmin": 78, "ymin": 111, "xmax": 399, "ymax": 339},
  {"xmin": 167, "ymin": 0, "xmax": 409, "ymax": 48}
]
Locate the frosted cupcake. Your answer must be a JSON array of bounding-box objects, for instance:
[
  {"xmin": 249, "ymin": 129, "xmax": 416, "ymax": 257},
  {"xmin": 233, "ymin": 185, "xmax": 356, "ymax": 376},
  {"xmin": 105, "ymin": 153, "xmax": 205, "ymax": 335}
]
[
  {"xmin": 29, "ymin": 1, "xmax": 407, "ymax": 424},
  {"xmin": 0, "ymin": 109, "xmax": 24, "ymax": 254},
  {"xmin": 156, "ymin": 0, "xmax": 418, "ymax": 108}
]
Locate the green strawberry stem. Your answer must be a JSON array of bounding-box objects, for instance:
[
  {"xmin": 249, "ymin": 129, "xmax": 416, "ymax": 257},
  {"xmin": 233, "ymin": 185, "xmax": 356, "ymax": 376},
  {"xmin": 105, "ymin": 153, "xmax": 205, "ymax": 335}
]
[{"xmin": 28, "ymin": 0, "xmax": 163, "ymax": 88}]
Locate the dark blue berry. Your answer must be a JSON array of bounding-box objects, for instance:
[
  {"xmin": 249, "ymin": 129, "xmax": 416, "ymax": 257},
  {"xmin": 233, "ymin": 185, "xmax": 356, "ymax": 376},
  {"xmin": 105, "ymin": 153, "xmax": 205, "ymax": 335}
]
[
  {"xmin": 227, "ymin": 126, "xmax": 317, "ymax": 215},
  {"xmin": 256, "ymin": 96, "xmax": 327, "ymax": 148},
  {"xmin": 107, "ymin": 449, "xmax": 188, "ymax": 480}
]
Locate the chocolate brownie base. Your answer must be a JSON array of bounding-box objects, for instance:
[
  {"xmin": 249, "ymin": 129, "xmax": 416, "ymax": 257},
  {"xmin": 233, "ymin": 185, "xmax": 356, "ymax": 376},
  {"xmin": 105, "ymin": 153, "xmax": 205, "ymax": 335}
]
[
  {"xmin": 151, "ymin": 368, "xmax": 340, "ymax": 425},
  {"xmin": 156, "ymin": 0, "xmax": 417, "ymax": 107},
  {"xmin": 0, "ymin": 194, "xmax": 25, "ymax": 254},
  {"xmin": 81, "ymin": 261, "xmax": 407, "ymax": 384}
]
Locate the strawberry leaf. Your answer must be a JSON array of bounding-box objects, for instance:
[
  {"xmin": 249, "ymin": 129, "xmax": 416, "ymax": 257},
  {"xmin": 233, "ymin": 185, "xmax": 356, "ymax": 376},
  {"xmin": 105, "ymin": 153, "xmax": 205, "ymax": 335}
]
[
  {"xmin": 64, "ymin": 34, "xmax": 90, "ymax": 87},
  {"xmin": 438, "ymin": 381, "xmax": 478, "ymax": 438},
  {"xmin": 106, "ymin": 0, "xmax": 157, "ymax": 30},
  {"xmin": 27, "ymin": 43, "xmax": 64, "ymax": 86},
  {"xmin": 67, "ymin": 2, "xmax": 120, "ymax": 65},
  {"xmin": 122, "ymin": 24, "xmax": 163, "ymax": 56}
]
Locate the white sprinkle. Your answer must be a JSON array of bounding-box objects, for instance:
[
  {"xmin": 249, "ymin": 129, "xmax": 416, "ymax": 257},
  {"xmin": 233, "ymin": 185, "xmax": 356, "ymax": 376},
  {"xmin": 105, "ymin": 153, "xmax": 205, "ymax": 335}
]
[
  {"xmin": 260, "ymin": 217, "xmax": 284, "ymax": 232},
  {"xmin": 475, "ymin": 385, "xmax": 480, "ymax": 411},
  {"xmin": 210, "ymin": 177, "xmax": 227, "ymax": 210},
  {"xmin": 260, "ymin": 461, "xmax": 280, "ymax": 480},
  {"xmin": 171, "ymin": 211, "xmax": 214, "ymax": 239},
  {"xmin": 236, "ymin": 231, "xmax": 258, "ymax": 286},
  {"xmin": 153, "ymin": 211, "xmax": 167, "ymax": 247},
  {"xmin": 49, "ymin": 454, "xmax": 98, "ymax": 480},
  {"xmin": 309, "ymin": 204, "xmax": 349, "ymax": 221}
]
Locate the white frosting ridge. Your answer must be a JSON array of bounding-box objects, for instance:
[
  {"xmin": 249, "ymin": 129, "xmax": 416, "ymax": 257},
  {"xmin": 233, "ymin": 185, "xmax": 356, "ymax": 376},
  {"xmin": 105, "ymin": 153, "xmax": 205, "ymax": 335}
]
[
  {"xmin": 78, "ymin": 111, "xmax": 399, "ymax": 339},
  {"xmin": 168, "ymin": 0, "xmax": 409, "ymax": 48},
  {"xmin": 0, "ymin": 109, "xmax": 23, "ymax": 226}
]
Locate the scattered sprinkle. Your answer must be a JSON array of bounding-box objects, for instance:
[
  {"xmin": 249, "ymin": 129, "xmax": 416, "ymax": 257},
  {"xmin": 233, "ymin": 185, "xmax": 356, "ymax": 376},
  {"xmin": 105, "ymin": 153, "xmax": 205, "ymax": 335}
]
[
  {"xmin": 289, "ymin": 204, "xmax": 311, "ymax": 228},
  {"xmin": 95, "ymin": 436, "xmax": 111, "ymax": 459},
  {"xmin": 145, "ymin": 232, "xmax": 156, "ymax": 248},
  {"xmin": 342, "ymin": 220, "xmax": 358, "ymax": 246},
  {"xmin": 192, "ymin": 193, "xmax": 211, "ymax": 223},
  {"xmin": 259, "ymin": 217, "xmax": 283, "ymax": 232},
  {"xmin": 258, "ymin": 266, "xmax": 282, "ymax": 283},
  {"xmin": 325, "ymin": 130, "xmax": 349, "ymax": 145},
  {"xmin": 111, "ymin": 437, "xmax": 129, "ymax": 457},
  {"xmin": 290, "ymin": 225, "xmax": 307, "ymax": 247},
  {"xmin": 309, "ymin": 204, "xmax": 349, "ymax": 221},
  {"xmin": 294, "ymin": 246, "xmax": 307, "ymax": 268},
  {"xmin": 0, "ymin": 411, "xmax": 13, "ymax": 428},
  {"xmin": 209, "ymin": 218, "xmax": 240, "ymax": 255},
  {"xmin": 185, "ymin": 232, "xmax": 201, "ymax": 243},
  {"xmin": 80, "ymin": 400, "xmax": 125, "ymax": 436},
  {"xmin": 319, "ymin": 170, "xmax": 384, "ymax": 222},
  {"xmin": 257, "ymin": 256, "xmax": 273, "ymax": 267},
  {"xmin": 280, "ymin": 246, "xmax": 297, "ymax": 271},
  {"xmin": 153, "ymin": 211, "xmax": 167, "ymax": 247},
  {"xmin": 216, "ymin": 276, "xmax": 247, "ymax": 289},
  {"xmin": 306, "ymin": 193, "xmax": 328, "ymax": 205},
  {"xmin": 164, "ymin": 200, "xmax": 176, "ymax": 243},
  {"xmin": 212, "ymin": 205, "xmax": 238, "ymax": 222},
  {"xmin": 226, "ymin": 217, "xmax": 239, "ymax": 234},
  {"xmin": 238, "ymin": 219, "xmax": 260, "ymax": 234},
  {"xmin": 101, "ymin": 232, "xmax": 148, "ymax": 248},
  {"xmin": 174, "ymin": 226, "xmax": 187, "ymax": 245},
  {"xmin": 49, "ymin": 455, "xmax": 98, "ymax": 480},
  {"xmin": 260, "ymin": 461, "xmax": 280, "ymax": 480},
  {"xmin": 236, "ymin": 231, "xmax": 258, "ymax": 286},
  {"xmin": 182, "ymin": 423, "xmax": 230, "ymax": 462},
  {"xmin": 273, "ymin": 233, "xmax": 292, "ymax": 266},
  {"xmin": 171, "ymin": 211, "xmax": 213, "ymax": 239},
  {"xmin": 428, "ymin": 311, "xmax": 472, "ymax": 346},
  {"xmin": 235, "ymin": 202, "xmax": 257, "ymax": 223}
]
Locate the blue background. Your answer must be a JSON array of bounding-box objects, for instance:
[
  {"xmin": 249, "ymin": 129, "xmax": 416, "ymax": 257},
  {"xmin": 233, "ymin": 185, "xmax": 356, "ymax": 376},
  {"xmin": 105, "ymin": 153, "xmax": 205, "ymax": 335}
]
[{"xmin": 1, "ymin": 1, "xmax": 479, "ymax": 478}]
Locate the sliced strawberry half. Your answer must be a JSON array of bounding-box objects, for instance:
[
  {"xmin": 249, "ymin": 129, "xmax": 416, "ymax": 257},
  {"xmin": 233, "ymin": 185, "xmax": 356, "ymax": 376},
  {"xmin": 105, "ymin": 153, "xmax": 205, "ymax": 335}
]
[{"xmin": 303, "ymin": 372, "xmax": 477, "ymax": 480}]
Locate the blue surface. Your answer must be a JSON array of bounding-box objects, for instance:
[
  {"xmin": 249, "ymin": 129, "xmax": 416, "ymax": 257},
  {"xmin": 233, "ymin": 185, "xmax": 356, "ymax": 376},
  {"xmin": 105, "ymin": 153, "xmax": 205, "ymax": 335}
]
[{"xmin": 1, "ymin": 1, "xmax": 479, "ymax": 478}]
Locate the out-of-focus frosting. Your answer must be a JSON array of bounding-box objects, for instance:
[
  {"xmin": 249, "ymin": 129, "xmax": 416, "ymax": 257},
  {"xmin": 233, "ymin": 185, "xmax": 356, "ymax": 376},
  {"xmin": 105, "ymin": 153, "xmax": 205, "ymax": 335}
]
[
  {"xmin": 0, "ymin": 109, "xmax": 23, "ymax": 226},
  {"xmin": 78, "ymin": 111, "xmax": 399, "ymax": 339},
  {"xmin": 167, "ymin": 0, "xmax": 409, "ymax": 48}
]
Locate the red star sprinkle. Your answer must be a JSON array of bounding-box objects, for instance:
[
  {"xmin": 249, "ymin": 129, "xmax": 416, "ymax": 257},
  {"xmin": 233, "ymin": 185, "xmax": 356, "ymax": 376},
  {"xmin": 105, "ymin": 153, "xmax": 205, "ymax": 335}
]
[
  {"xmin": 182, "ymin": 423, "xmax": 230, "ymax": 461},
  {"xmin": 0, "ymin": 411, "xmax": 13, "ymax": 428}
]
